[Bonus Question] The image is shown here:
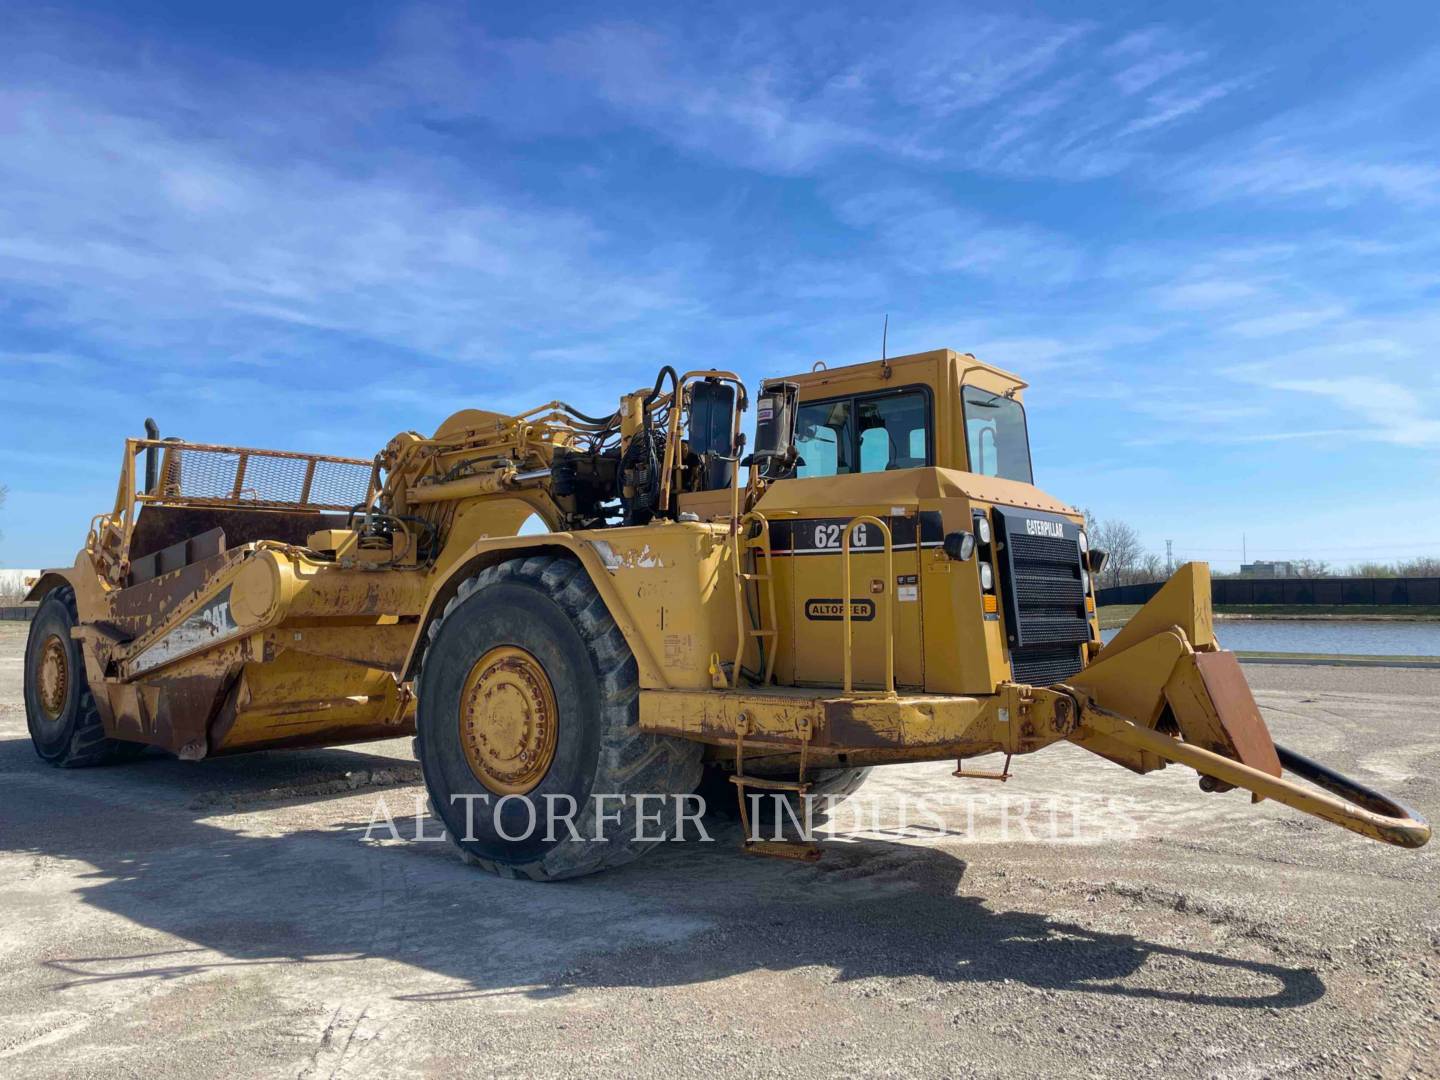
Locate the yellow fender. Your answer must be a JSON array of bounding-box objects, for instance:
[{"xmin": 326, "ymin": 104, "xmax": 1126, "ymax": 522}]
[{"xmin": 398, "ymin": 534, "xmax": 668, "ymax": 687}]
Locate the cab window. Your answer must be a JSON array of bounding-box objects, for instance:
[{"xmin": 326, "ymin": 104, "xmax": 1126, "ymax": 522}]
[
  {"xmin": 794, "ymin": 399, "xmax": 852, "ymax": 477},
  {"xmin": 795, "ymin": 388, "xmax": 930, "ymax": 478},
  {"xmin": 962, "ymin": 385, "xmax": 1033, "ymax": 482}
]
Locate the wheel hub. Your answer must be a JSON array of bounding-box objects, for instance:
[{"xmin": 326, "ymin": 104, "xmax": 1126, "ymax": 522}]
[
  {"xmin": 37, "ymin": 635, "xmax": 69, "ymax": 721},
  {"xmin": 458, "ymin": 645, "xmax": 558, "ymax": 795}
]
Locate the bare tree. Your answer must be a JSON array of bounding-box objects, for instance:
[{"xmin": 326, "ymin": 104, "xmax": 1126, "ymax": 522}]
[
  {"xmin": 1090, "ymin": 517, "xmax": 1145, "ymax": 590},
  {"xmin": 1398, "ymin": 556, "xmax": 1440, "ymax": 576},
  {"xmin": 1349, "ymin": 561, "xmax": 1392, "ymax": 578}
]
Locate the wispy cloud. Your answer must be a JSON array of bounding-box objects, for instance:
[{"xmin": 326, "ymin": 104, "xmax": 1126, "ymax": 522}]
[
  {"xmin": 0, "ymin": 75, "xmax": 715, "ymax": 384},
  {"xmin": 1192, "ymin": 143, "xmax": 1440, "ymax": 207},
  {"xmin": 1225, "ymin": 305, "xmax": 1346, "ymax": 338},
  {"xmin": 1166, "ymin": 48, "xmax": 1440, "ymax": 209},
  {"xmin": 387, "ymin": 9, "xmax": 1246, "ymax": 182},
  {"xmin": 1264, "ymin": 376, "xmax": 1440, "ymax": 447},
  {"xmin": 829, "ymin": 185, "xmax": 1082, "ymax": 285},
  {"xmin": 1151, "ymin": 277, "xmax": 1262, "ymax": 309}
]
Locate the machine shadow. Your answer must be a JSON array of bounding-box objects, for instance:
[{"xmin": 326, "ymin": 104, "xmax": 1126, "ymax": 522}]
[{"xmin": 0, "ymin": 737, "xmax": 1324, "ymax": 1012}]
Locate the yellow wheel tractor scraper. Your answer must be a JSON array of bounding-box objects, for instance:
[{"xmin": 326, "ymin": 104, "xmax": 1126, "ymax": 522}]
[{"xmin": 23, "ymin": 349, "xmax": 1429, "ymax": 879}]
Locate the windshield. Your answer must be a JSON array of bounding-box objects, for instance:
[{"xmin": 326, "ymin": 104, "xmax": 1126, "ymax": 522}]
[{"xmin": 962, "ymin": 385, "xmax": 1033, "ymax": 483}]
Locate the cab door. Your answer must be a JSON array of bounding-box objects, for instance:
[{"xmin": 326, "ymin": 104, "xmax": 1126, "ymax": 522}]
[{"xmin": 770, "ymin": 383, "xmax": 937, "ymax": 691}]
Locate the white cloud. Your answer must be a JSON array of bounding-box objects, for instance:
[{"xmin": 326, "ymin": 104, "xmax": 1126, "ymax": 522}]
[
  {"xmin": 1193, "ymin": 143, "xmax": 1440, "ymax": 207},
  {"xmin": 1151, "ymin": 277, "xmax": 1261, "ymax": 309},
  {"xmin": 0, "ymin": 81, "xmax": 716, "ymax": 383},
  {"xmin": 1264, "ymin": 376, "xmax": 1440, "ymax": 447},
  {"xmin": 830, "ymin": 185, "xmax": 1082, "ymax": 285},
  {"xmin": 1120, "ymin": 77, "xmax": 1247, "ymax": 136},
  {"xmin": 384, "ymin": 10, "xmax": 1245, "ymax": 183},
  {"xmin": 1225, "ymin": 306, "xmax": 1346, "ymax": 338},
  {"xmin": 1166, "ymin": 49, "xmax": 1440, "ymax": 209}
]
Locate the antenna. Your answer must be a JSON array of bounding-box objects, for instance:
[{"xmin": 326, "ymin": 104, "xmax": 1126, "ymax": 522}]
[{"xmin": 881, "ymin": 314, "xmax": 892, "ymax": 379}]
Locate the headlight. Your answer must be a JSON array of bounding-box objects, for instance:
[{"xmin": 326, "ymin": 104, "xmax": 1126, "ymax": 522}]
[
  {"xmin": 943, "ymin": 531, "xmax": 976, "ymax": 561},
  {"xmin": 979, "ymin": 562, "xmax": 994, "ymax": 591},
  {"xmin": 1078, "ymin": 530, "xmax": 1088, "ymax": 555},
  {"xmin": 974, "ymin": 514, "xmax": 992, "ymax": 546},
  {"xmin": 1081, "ymin": 568, "xmax": 1090, "ymax": 594}
]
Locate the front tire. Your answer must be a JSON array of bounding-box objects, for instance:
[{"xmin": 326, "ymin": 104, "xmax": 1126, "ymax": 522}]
[
  {"xmin": 24, "ymin": 586, "xmax": 144, "ymax": 767},
  {"xmin": 414, "ymin": 556, "xmax": 703, "ymax": 880}
]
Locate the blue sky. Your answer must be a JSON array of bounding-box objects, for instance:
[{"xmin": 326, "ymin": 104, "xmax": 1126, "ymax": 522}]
[{"xmin": 4, "ymin": 1, "xmax": 1440, "ymax": 571}]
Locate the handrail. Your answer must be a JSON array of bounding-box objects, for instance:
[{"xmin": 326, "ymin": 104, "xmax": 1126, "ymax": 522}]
[{"xmin": 842, "ymin": 515, "xmax": 895, "ymax": 696}]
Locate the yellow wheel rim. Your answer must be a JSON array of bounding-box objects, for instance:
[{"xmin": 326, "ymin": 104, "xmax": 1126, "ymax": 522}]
[
  {"xmin": 458, "ymin": 645, "xmax": 558, "ymax": 795},
  {"xmin": 37, "ymin": 635, "xmax": 70, "ymax": 721}
]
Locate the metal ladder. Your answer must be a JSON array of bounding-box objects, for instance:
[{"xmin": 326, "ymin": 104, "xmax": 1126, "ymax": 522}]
[{"xmin": 728, "ymin": 510, "xmax": 779, "ymax": 688}]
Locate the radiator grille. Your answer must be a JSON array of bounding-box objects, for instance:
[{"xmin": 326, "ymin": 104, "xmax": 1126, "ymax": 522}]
[
  {"xmin": 992, "ymin": 507, "xmax": 1092, "ymax": 684},
  {"xmin": 1009, "ymin": 643, "xmax": 1085, "ymax": 686}
]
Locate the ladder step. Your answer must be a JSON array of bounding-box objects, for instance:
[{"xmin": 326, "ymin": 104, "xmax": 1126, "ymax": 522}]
[
  {"xmin": 739, "ymin": 573, "xmax": 771, "ymax": 581},
  {"xmin": 730, "ymin": 775, "xmax": 807, "ymax": 792},
  {"xmin": 742, "ymin": 839, "xmax": 822, "ymax": 862},
  {"xmin": 748, "ymin": 629, "xmax": 777, "ymax": 637}
]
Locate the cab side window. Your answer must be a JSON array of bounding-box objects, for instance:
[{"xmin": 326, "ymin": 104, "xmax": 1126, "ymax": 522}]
[
  {"xmin": 795, "ymin": 389, "xmax": 930, "ymax": 477},
  {"xmin": 858, "ymin": 392, "xmax": 928, "ymax": 472},
  {"xmin": 795, "ymin": 399, "xmax": 852, "ymax": 478}
]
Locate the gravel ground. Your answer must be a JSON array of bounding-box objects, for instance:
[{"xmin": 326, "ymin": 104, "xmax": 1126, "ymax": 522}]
[{"xmin": 0, "ymin": 620, "xmax": 1436, "ymax": 1078}]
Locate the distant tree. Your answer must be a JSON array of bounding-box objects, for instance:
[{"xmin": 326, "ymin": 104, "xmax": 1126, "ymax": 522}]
[
  {"xmin": 1348, "ymin": 561, "xmax": 1393, "ymax": 578},
  {"xmin": 1138, "ymin": 552, "xmax": 1165, "ymax": 581},
  {"xmin": 1398, "ymin": 556, "xmax": 1440, "ymax": 577},
  {"xmin": 1290, "ymin": 559, "xmax": 1332, "ymax": 578},
  {"xmin": 1089, "ymin": 517, "xmax": 1147, "ymax": 589}
]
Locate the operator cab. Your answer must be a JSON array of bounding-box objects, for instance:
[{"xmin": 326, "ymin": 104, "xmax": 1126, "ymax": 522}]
[{"xmin": 770, "ymin": 348, "xmax": 1034, "ymax": 483}]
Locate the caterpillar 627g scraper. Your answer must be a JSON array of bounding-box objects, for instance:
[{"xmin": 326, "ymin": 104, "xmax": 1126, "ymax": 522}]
[{"xmin": 24, "ymin": 349, "xmax": 1429, "ymax": 879}]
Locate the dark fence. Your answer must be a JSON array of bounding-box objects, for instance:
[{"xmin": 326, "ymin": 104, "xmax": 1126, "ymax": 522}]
[{"xmin": 1098, "ymin": 576, "xmax": 1440, "ymax": 608}]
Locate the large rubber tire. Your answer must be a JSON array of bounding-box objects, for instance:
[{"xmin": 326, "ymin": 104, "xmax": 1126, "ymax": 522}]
[
  {"xmin": 414, "ymin": 555, "xmax": 704, "ymax": 881},
  {"xmin": 24, "ymin": 586, "xmax": 145, "ymax": 768},
  {"xmin": 695, "ymin": 762, "xmax": 873, "ymax": 819}
]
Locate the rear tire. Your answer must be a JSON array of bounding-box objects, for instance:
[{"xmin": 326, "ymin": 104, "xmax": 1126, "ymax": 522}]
[
  {"xmin": 414, "ymin": 556, "xmax": 703, "ymax": 881},
  {"xmin": 24, "ymin": 586, "xmax": 145, "ymax": 768}
]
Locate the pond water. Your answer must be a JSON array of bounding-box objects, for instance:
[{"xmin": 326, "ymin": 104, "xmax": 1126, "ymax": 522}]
[{"xmin": 1101, "ymin": 619, "xmax": 1440, "ymax": 657}]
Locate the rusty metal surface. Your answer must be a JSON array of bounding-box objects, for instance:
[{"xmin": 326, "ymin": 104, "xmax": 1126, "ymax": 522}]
[
  {"xmin": 110, "ymin": 549, "xmax": 244, "ymax": 638},
  {"xmin": 129, "ymin": 504, "xmax": 344, "ymax": 563},
  {"xmin": 128, "ymin": 526, "xmax": 225, "ymax": 586},
  {"xmin": 1193, "ymin": 649, "xmax": 1282, "ymax": 778}
]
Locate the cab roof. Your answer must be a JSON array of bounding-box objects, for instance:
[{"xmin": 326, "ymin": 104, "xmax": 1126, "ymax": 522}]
[{"xmin": 775, "ymin": 348, "xmax": 1028, "ymax": 402}]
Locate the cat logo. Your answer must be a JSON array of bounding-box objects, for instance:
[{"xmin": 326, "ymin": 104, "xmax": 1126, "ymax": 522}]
[
  {"xmin": 804, "ymin": 598, "xmax": 876, "ymax": 622},
  {"xmin": 1024, "ymin": 518, "xmax": 1066, "ymax": 539}
]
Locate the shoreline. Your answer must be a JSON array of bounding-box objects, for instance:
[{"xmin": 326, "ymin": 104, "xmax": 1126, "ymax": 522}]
[{"xmin": 1098, "ymin": 603, "xmax": 1440, "ymax": 630}]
